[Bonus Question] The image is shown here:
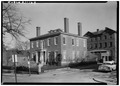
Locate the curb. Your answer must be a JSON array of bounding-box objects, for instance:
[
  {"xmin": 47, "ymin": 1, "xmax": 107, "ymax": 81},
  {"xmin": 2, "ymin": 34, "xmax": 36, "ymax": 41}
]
[{"xmin": 93, "ymin": 78, "xmax": 116, "ymax": 85}]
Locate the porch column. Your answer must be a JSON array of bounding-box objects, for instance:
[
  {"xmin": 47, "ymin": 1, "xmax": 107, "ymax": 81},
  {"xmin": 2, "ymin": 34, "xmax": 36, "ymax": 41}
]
[
  {"xmin": 36, "ymin": 51, "xmax": 38, "ymax": 63},
  {"xmin": 40, "ymin": 51, "xmax": 44, "ymax": 64}
]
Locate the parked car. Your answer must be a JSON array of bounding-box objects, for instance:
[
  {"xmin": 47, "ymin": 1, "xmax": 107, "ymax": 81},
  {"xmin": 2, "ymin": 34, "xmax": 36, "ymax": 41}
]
[{"xmin": 98, "ymin": 61, "xmax": 116, "ymax": 72}]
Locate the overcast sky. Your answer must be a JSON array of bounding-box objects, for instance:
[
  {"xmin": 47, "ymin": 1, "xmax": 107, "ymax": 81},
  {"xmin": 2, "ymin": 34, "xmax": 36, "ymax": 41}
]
[{"xmin": 5, "ymin": 1, "xmax": 117, "ymax": 48}]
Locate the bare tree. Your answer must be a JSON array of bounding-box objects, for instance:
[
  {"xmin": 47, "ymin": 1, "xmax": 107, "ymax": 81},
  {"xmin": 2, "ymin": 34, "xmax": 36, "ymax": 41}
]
[
  {"xmin": 2, "ymin": 2, "xmax": 31, "ymax": 47},
  {"xmin": 15, "ymin": 40, "xmax": 30, "ymax": 50}
]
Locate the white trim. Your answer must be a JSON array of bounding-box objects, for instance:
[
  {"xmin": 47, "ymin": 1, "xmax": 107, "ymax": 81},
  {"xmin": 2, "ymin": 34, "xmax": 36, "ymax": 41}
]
[
  {"xmin": 31, "ymin": 42, "xmax": 33, "ymax": 48},
  {"xmin": 72, "ymin": 37, "xmax": 75, "ymax": 46},
  {"xmin": 63, "ymin": 36, "xmax": 66, "ymax": 45},
  {"xmin": 36, "ymin": 41, "xmax": 39, "ymax": 47},
  {"xmin": 76, "ymin": 38, "xmax": 79, "ymax": 46},
  {"xmin": 47, "ymin": 38, "xmax": 50, "ymax": 46},
  {"xmin": 72, "ymin": 51, "xmax": 75, "ymax": 60},
  {"xmin": 54, "ymin": 36, "xmax": 58, "ymax": 45},
  {"xmin": 83, "ymin": 39, "xmax": 86, "ymax": 47},
  {"xmin": 54, "ymin": 50, "xmax": 58, "ymax": 61}
]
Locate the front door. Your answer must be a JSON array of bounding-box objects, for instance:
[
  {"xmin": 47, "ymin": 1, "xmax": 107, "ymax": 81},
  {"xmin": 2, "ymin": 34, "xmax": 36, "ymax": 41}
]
[{"xmin": 43, "ymin": 51, "xmax": 46, "ymax": 63}]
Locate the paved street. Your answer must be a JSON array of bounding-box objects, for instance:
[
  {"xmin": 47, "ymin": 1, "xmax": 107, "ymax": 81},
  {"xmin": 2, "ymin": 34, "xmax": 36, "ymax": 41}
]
[{"xmin": 2, "ymin": 68, "xmax": 116, "ymax": 84}]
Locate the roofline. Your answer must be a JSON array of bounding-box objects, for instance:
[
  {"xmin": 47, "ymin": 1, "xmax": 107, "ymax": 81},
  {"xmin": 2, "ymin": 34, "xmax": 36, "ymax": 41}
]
[{"xmin": 30, "ymin": 32, "xmax": 87, "ymax": 41}]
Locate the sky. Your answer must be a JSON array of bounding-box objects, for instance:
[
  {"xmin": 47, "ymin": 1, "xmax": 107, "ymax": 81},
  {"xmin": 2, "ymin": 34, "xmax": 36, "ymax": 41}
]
[{"xmin": 4, "ymin": 1, "xmax": 117, "ymax": 48}]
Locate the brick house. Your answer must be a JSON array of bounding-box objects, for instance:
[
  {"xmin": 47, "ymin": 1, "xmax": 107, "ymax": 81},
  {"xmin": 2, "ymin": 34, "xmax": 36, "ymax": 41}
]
[
  {"xmin": 30, "ymin": 18, "xmax": 87, "ymax": 66},
  {"xmin": 84, "ymin": 27, "xmax": 117, "ymax": 63}
]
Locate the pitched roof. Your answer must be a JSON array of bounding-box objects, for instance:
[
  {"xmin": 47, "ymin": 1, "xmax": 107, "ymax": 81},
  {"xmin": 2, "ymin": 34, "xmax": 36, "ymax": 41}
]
[
  {"xmin": 30, "ymin": 31, "xmax": 87, "ymax": 41},
  {"xmin": 84, "ymin": 27, "xmax": 116, "ymax": 37}
]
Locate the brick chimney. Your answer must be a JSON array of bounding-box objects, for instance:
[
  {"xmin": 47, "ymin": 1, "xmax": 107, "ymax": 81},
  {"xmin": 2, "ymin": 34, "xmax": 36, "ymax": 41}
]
[
  {"xmin": 36, "ymin": 27, "xmax": 40, "ymax": 37},
  {"xmin": 97, "ymin": 29, "xmax": 99, "ymax": 32},
  {"xmin": 64, "ymin": 18, "xmax": 69, "ymax": 33},
  {"xmin": 78, "ymin": 22, "xmax": 82, "ymax": 36}
]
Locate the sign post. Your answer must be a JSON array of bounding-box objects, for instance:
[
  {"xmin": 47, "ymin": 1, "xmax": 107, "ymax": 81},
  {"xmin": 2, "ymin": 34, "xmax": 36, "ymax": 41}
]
[
  {"xmin": 12, "ymin": 54, "xmax": 17, "ymax": 83},
  {"xmin": 28, "ymin": 56, "xmax": 31, "ymax": 76}
]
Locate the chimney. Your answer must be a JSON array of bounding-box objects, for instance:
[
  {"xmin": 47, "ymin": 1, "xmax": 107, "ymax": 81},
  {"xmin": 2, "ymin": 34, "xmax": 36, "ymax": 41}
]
[
  {"xmin": 97, "ymin": 29, "xmax": 99, "ymax": 32},
  {"xmin": 64, "ymin": 18, "xmax": 69, "ymax": 33},
  {"xmin": 78, "ymin": 22, "xmax": 82, "ymax": 36},
  {"xmin": 36, "ymin": 27, "xmax": 40, "ymax": 37}
]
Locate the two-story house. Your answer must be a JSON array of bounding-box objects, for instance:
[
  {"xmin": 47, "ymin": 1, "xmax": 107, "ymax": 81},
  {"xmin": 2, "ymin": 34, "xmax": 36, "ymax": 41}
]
[{"xmin": 30, "ymin": 18, "xmax": 87, "ymax": 66}]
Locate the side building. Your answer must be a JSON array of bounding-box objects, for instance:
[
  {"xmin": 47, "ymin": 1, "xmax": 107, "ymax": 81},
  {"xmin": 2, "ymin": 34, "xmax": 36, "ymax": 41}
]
[
  {"xmin": 84, "ymin": 27, "xmax": 117, "ymax": 63},
  {"xmin": 29, "ymin": 18, "xmax": 87, "ymax": 66}
]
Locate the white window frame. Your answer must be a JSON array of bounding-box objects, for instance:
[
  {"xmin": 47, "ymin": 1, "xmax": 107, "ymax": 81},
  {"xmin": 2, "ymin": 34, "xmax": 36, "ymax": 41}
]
[
  {"xmin": 72, "ymin": 37, "xmax": 75, "ymax": 46},
  {"xmin": 48, "ymin": 51, "xmax": 51, "ymax": 61},
  {"xmin": 47, "ymin": 38, "xmax": 50, "ymax": 46},
  {"xmin": 54, "ymin": 36, "xmax": 58, "ymax": 45},
  {"xmin": 31, "ymin": 42, "xmax": 33, "ymax": 48},
  {"xmin": 40, "ymin": 40, "xmax": 43, "ymax": 49},
  {"xmin": 83, "ymin": 39, "xmax": 86, "ymax": 47},
  {"xmin": 54, "ymin": 50, "xmax": 58, "ymax": 61},
  {"xmin": 72, "ymin": 51, "xmax": 75, "ymax": 60},
  {"xmin": 36, "ymin": 41, "xmax": 39, "ymax": 47},
  {"xmin": 63, "ymin": 36, "xmax": 66, "ymax": 45}
]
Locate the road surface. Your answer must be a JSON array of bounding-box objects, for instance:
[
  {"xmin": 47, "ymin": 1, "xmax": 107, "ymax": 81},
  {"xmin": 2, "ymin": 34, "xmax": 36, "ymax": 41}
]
[{"xmin": 2, "ymin": 68, "xmax": 116, "ymax": 84}]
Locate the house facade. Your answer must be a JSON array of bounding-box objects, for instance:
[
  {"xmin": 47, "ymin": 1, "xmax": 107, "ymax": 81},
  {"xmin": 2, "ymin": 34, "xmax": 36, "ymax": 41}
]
[
  {"xmin": 30, "ymin": 18, "xmax": 87, "ymax": 65},
  {"xmin": 84, "ymin": 27, "xmax": 117, "ymax": 63}
]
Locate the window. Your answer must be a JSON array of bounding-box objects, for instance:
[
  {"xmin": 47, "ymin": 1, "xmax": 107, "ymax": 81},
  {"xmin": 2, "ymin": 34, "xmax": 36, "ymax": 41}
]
[
  {"xmin": 104, "ymin": 42, "xmax": 107, "ymax": 48},
  {"xmin": 95, "ymin": 43, "xmax": 97, "ymax": 49},
  {"xmin": 40, "ymin": 40, "xmax": 44, "ymax": 49},
  {"xmin": 72, "ymin": 51, "xmax": 75, "ymax": 60},
  {"xmin": 109, "ymin": 42, "xmax": 112, "ymax": 47},
  {"xmin": 47, "ymin": 38, "xmax": 51, "ymax": 46},
  {"xmin": 54, "ymin": 36, "xmax": 58, "ymax": 45},
  {"xmin": 31, "ymin": 42, "xmax": 33, "ymax": 48},
  {"xmin": 109, "ymin": 35, "xmax": 113, "ymax": 39},
  {"xmin": 36, "ymin": 41, "xmax": 39, "ymax": 47},
  {"xmin": 98, "ymin": 37, "xmax": 100, "ymax": 40},
  {"xmin": 95, "ymin": 37, "xmax": 97, "ymax": 41},
  {"xmin": 54, "ymin": 51, "xmax": 58, "ymax": 61},
  {"xmin": 43, "ymin": 40, "xmax": 45, "ymax": 48},
  {"xmin": 99, "ymin": 43, "xmax": 102, "ymax": 48},
  {"xmin": 90, "ymin": 44, "xmax": 92, "ymax": 49},
  {"xmin": 83, "ymin": 39, "xmax": 86, "ymax": 47},
  {"xmin": 48, "ymin": 52, "xmax": 51, "ymax": 61},
  {"xmin": 63, "ymin": 50, "xmax": 66, "ymax": 60},
  {"xmin": 104, "ymin": 35, "xmax": 107, "ymax": 39},
  {"xmin": 72, "ymin": 38, "xmax": 75, "ymax": 46},
  {"xmin": 76, "ymin": 39, "xmax": 79, "ymax": 46},
  {"xmin": 63, "ymin": 37, "xmax": 66, "ymax": 45}
]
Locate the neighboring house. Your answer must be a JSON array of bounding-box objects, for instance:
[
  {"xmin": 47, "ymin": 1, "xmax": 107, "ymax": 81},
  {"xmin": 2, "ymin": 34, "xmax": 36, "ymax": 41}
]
[
  {"xmin": 30, "ymin": 18, "xmax": 87, "ymax": 66},
  {"xmin": 2, "ymin": 49, "xmax": 29, "ymax": 67},
  {"xmin": 84, "ymin": 27, "xmax": 117, "ymax": 63}
]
